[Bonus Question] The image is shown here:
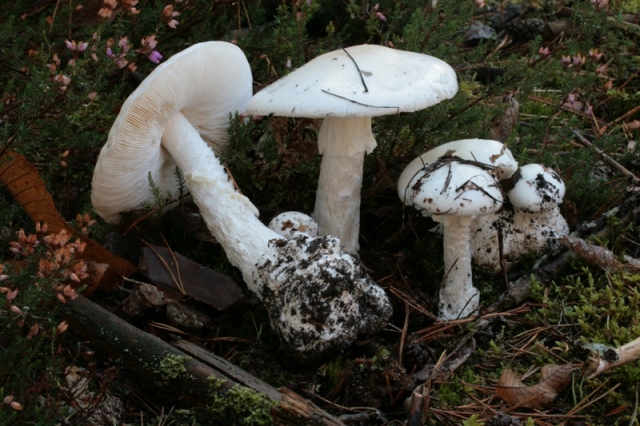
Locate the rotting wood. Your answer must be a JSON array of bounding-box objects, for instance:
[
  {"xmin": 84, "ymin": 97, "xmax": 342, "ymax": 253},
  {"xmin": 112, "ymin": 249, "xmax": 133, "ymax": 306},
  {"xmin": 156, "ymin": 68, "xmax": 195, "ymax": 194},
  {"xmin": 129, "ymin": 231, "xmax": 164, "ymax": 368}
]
[{"xmin": 61, "ymin": 296, "xmax": 345, "ymax": 426}]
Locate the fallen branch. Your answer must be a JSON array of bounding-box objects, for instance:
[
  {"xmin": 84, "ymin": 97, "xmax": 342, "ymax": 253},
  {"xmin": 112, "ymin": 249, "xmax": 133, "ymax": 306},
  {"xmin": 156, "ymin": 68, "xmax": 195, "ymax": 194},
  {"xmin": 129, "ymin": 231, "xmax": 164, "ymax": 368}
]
[
  {"xmin": 585, "ymin": 336, "xmax": 640, "ymax": 378},
  {"xmin": 571, "ymin": 129, "xmax": 640, "ymax": 184},
  {"xmin": 60, "ymin": 296, "xmax": 345, "ymax": 425}
]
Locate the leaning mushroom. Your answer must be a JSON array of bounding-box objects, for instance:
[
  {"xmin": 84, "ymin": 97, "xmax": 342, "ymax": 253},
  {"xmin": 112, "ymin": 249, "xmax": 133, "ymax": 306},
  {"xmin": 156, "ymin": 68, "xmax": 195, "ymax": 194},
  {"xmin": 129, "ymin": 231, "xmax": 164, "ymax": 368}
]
[
  {"xmin": 92, "ymin": 42, "xmax": 251, "ymax": 224},
  {"xmin": 401, "ymin": 156, "xmax": 504, "ymax": 320},
  {"xmin": 91, "ymin": 41, "xmax": 392, "ymax": 361},
  {"xmin": 248, "ymin": 44, "xmax": 458, "ymax": 253}
]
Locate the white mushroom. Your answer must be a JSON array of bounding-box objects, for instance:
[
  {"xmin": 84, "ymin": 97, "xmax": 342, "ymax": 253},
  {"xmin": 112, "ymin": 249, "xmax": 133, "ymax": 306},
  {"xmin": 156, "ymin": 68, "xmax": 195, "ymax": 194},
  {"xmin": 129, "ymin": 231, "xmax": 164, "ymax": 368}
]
[
  {"xmin": 91, "ymin": 42, "xmax": 392, "ymax": 361},
  {"xmin": 401, "ymin": 157, "xmax": 503, "ymax": 320},
  {"xmin": 268, "ymin": 211, "xmax": 318, "ymax": 240},
  {"xmin": 471, "ymin": 164, "xmax": 569, "ymax": 271},
  {"xmin": 92, "ymin": 42, "xmax": 251, "ymax": 224},
  {"xmin": 248, "ymin": 44, "xmax": 458, "ymax": 253},
  {"xmin": 398, "ymin": 139, "xmax": 518, "ymax": 206}
]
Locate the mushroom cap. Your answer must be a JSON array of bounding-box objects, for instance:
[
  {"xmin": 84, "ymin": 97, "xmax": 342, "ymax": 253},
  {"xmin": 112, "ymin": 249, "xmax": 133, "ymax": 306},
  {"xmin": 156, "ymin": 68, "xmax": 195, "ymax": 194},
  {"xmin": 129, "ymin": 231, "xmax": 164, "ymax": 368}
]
[
  {"xmin": 268, "ymin": 211, "xmax": 318, "ymax": 239},
  {"xmin": 246, "ymin": 44, "xmax": 458, "ymax": 118},
  {"xmin": 407, "ymin": 158, "xmax": 503, "ymax": 217},
  {"xmin": 508, "ymin": 164, "xmax": 565, "ymax": 212},
  {"xmin": 91, "ymin": 41, "xmax": 252, "ymax": 224},
  {"xmin": 398, "ymin": 139, "xmax": 517, "ymax": 205}
]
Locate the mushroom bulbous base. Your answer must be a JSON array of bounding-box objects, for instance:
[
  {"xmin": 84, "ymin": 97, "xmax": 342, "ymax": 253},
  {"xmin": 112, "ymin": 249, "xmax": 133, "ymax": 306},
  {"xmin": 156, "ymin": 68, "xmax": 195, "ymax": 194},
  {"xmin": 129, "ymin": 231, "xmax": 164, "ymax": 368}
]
[
  {"xmin": 256, "ymin": 235, "xmax": 392, "ymax": 363},
  {"xmin": 438, "ymin": 289, "xmax": 480, "ymax": 321}
]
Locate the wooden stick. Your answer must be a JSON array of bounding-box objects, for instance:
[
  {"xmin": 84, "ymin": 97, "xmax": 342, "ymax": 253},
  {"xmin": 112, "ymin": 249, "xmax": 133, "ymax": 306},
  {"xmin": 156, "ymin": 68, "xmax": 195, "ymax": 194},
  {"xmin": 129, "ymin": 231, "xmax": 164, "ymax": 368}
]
[
  {"xmin": 61, "ymin": 296, "xmax": 345, "ymax": 425},
  {"xmin": 572, "ymin": 129, "xmax": 640, "ymax": 184},
  {"xmin": 586, "ymin": 336, "xmax": 640, "ymax": 378}
]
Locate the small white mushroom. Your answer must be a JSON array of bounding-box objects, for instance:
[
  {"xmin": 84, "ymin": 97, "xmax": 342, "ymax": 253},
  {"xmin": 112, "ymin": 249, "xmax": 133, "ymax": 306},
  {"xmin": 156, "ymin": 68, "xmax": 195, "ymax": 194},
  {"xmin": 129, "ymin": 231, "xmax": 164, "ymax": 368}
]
[
  {"xmin": 248, "ymin": 44, "xmax": 458, "ymax": 253},
  {"xmin": 268, "ymin": 211, "xmax": 318, "ymax": 240},
  {"xmin": 401, "ymin": 157, "xmax": 503, "ymax": 320},
  {"xmin": 398, "ymin": 139, "xmax": 518, "ymax": 207},
  {"xmin": 91, "ymin": 42, "xmax": 391, "ymax": 361},
  {"xmin": 470, "ymin": 164, "xmax": 569, "ymax": 271}
]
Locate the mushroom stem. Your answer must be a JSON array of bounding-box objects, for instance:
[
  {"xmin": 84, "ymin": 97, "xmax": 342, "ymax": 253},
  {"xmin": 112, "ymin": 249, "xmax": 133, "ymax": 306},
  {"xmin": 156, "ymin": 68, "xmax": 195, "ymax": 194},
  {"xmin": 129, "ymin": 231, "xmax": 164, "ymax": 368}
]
[
  {"xmin": 313, "ymin": 116, "xmax": 376, "ymax": 253},
  {"xmin": 433, "ymin": 215, "xmax": 480, "ymax": 320},
  {"xmin": 162, "ymin": 111, "xmax": 279, "ymax": 294}
]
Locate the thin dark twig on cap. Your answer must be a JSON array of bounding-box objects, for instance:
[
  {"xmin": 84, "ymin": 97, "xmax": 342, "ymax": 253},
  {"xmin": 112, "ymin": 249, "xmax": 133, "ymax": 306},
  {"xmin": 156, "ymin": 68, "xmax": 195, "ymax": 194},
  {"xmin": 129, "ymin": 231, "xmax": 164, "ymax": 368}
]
[
  {"xmin": 342, "ymin": 48, "xmax": 368, "ymax": 93},
  {"xmin": 320, "ymin": 89, "xmax": 399, "ymax": 111}
]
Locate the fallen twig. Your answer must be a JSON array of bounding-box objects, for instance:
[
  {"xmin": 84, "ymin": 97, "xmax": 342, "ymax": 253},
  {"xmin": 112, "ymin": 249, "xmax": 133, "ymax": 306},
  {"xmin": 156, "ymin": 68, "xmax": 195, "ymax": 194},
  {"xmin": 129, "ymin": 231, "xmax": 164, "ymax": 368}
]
[{"xmin": 572, "ymin": 129, "xmax": 640, "ymax": 184}]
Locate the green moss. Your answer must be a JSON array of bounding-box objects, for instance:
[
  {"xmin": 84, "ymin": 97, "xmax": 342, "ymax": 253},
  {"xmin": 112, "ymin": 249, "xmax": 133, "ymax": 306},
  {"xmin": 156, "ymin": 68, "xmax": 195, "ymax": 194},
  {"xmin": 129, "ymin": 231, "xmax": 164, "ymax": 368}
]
[
  {"xmin": 158, "ymin": 354, "xmax": 191, "ymax": 380},
  {"xmin": 205, "ymin": 377, "xmax": 275, "ymax": 426}
]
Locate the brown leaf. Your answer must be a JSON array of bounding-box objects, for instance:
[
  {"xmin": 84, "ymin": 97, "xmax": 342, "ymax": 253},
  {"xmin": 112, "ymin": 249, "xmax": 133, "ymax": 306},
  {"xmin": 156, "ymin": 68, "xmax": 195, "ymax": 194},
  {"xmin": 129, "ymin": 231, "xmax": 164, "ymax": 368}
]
[
  {"xmin": 489, "ymin": 94, "xmax": 520, "ymax": 142},
  {"xmin": 139, "ymin": 245, "xmax": 242, "ymax": 311},
  {"xmin": 0, "ymin": 149, "xmax": 138, "ymax": 292},
  {"xmin": 496, "ymin": 364, "xmax": 572, "ymax": 409}
]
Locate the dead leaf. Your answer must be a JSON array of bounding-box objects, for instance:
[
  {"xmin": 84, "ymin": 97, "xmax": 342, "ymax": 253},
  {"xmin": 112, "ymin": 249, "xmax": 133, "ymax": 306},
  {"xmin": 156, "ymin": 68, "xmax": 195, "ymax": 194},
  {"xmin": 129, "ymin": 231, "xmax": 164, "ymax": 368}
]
[
  {"xmin": 0, "ymin": 149, "xmax": 138, "ymax": 292},
  {"xmin": 496, "ymin": 364, "xmax": 572, "ymax": 408},
  {"xmin": 490, "ymin": 94, "xmax": 520, "ymax": 142},
  {"xmin": 139, "ymin": 245, "xmax": 242, "ymax": 311}
]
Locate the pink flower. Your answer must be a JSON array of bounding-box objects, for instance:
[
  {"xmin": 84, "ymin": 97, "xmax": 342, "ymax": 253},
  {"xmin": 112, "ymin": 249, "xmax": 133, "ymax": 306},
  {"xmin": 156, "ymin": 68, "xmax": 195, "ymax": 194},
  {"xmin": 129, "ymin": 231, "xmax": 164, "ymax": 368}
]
[
  {"xmin": 595, "ymin": 64, "xmax": 607, "ymax": 74},
  {"xmin": 584, "ymin": 104, "xmax": 593, "ymax": 115},
  {"xmin": 560, "ymin": 55, "xmax": 571, "ymax": 66},
  {"xmin": 163, "ymin": 5, "xmax": 180, "ymax": 28},
  {"xmin": 119, "ymin": 37, "xmax": 130, "ymax": 53},
  {"xmin": 375, "ymin": 12, "xmax": 386, "ymax": 21},
  {"xmin": 142, "ymin": 35, "xmax": 158, "ymax": 50},
  {"xmin": 147, "ymin": 50, "xmax": 163, "ymax": 63},
  {"xmin": 572, "ymin": 54, "xmax": 585, "ymax": 66},
  {"xmin": 588, "ymin": 48, "xmax": 604, "ymax": 61},
  {"xmin": 538, "ymin": 47, "xmax": 551, "ymax": 58},
  {"xmin": 139, "ymin": 35, "xmax": 162, "ymax": 64}
]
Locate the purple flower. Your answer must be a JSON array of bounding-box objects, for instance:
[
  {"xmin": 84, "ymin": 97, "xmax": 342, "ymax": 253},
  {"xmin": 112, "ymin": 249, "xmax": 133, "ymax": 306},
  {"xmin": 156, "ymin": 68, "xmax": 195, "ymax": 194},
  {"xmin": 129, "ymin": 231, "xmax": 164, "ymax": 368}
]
[
  {"xmin": 77, "ymin": 42, "xmax": 89, "ymax": 53},
  {"xmin": 147, "ymin": 50, "xmax": 163, "ymax": 63},
  {"xmin": 119, "ymin": 37, "xmax": 130, "ymax": 53}
]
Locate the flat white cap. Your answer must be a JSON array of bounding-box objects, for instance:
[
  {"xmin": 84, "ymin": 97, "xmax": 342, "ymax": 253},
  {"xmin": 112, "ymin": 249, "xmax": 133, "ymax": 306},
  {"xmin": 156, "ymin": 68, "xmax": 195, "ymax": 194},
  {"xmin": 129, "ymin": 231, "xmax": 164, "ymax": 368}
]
[
  {"xmin": 246, "ymin": 44, "xmax": 458, "ymax": 118},
  {"xmin": 92, "ymin": 41, "xmax": 252, "ymax": 223}
]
